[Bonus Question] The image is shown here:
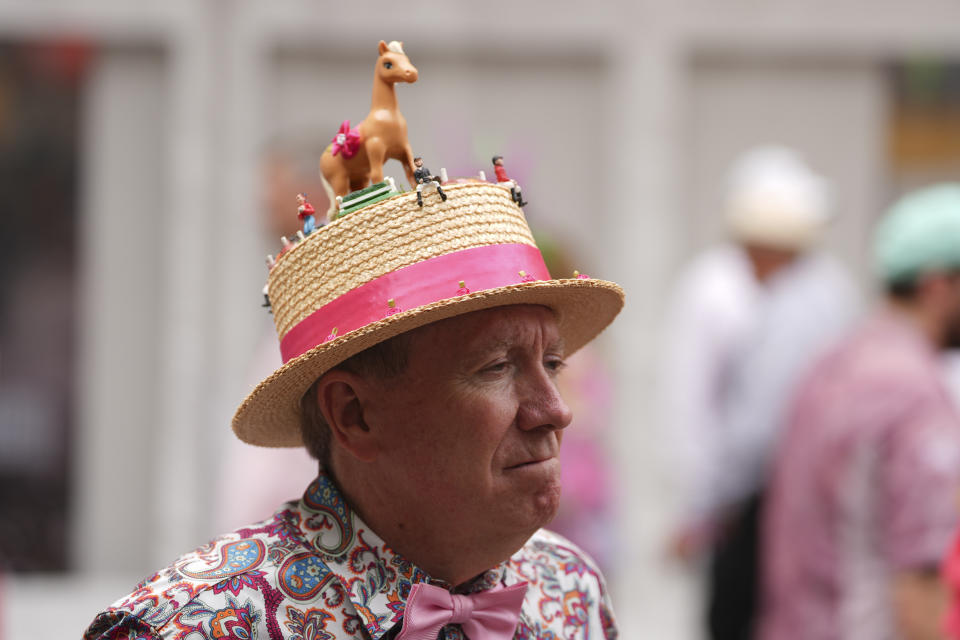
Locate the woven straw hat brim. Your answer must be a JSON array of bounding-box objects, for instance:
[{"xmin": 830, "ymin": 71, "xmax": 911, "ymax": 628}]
[{"xmin": 233, "ymin": 277, "xmax": 624, "ymax": 447}]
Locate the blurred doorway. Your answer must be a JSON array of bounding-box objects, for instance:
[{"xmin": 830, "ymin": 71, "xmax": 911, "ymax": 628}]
[{"xmin": 0, "ymin": 40, "xmax": 89, "ymax": 571}]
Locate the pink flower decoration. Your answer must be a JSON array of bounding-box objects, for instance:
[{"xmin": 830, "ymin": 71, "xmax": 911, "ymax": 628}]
[
  {"xmin": 330, "ymin": 120, "xmax": 361, "ymax": 158},
  {"xmin": 518, "ymin": 270, "xmax": 537, "ymax": 283}
]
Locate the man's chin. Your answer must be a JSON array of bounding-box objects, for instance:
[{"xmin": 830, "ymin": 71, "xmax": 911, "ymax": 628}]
[
  {"xmin": 504, "ymin": 496, "xmax": 561, "ymax": 547},
  {"xmin": 528, "ymin": 475, "xmax": 563, "ymax": 530},
  {"xmin": 494, "ymin": 459, "xmax": 563, "ymax": 530}
]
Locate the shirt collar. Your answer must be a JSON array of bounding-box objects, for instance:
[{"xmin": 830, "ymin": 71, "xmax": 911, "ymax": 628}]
[{"xmin": 286, "ymin": 471, "xmax": 513, "ymax": 639}]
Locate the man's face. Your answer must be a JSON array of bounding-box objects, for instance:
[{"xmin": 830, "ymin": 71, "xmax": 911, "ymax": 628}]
[
  {"xmin": 414, "ymin": 158, "xmax": 422, "ymax": 168},
  {"xmin": 362, "ymin": 305, "xmax": 573, "ymax": 540}
]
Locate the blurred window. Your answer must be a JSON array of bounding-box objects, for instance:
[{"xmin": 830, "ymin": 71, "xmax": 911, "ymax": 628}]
[{"xmin": 889, "ymin": 60, "xmax": 960, "ymax": 184}]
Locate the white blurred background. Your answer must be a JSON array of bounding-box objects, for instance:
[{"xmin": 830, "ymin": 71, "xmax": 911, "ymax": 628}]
[{"xmin": 1, "ymin": 1, "xmax": 959, "ymax": 637}]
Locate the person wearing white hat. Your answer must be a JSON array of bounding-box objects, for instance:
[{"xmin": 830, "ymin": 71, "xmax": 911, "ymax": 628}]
[
  {"xmin": 760, "ymin": 183, "xmax": 960, "ymax": 640},
  {"xmin": 663, "ymin": 146, "xmax": 858, "ymax": 639},
  {"xmin": 83, "ymin": 180, "xmax": 624, "ymax": 640}
]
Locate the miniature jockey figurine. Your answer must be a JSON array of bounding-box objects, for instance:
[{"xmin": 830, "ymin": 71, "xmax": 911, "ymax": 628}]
[
  {"xmin": 492, "ymin": 155, "xmax": 528, "ymax": 207},
  {"xmin": 262, "ymin": 255, "xmax": 274, "ymax": 309},
  {"xmin": 413, "ymin": 156, "xmax": 447, "ymax": 207},
  {"xmin": 297, "ymin": 193, "xmax": 317, "ymax": 235}
]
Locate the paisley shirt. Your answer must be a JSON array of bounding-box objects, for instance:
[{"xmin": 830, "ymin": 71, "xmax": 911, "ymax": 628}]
[{"xmin": 83, "ymin": 472, "xmax": 618, "ymax": 639}]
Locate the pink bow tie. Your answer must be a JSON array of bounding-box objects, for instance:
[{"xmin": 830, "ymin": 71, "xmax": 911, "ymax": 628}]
[{"xmin": 395, "ymin": 581, "xmax": 528, "ymax": 640}]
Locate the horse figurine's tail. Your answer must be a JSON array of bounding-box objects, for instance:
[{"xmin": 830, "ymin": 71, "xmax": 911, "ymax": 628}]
[{"xmin": 320, "ymin": 170, "xmax": 338, "ymax": 222}]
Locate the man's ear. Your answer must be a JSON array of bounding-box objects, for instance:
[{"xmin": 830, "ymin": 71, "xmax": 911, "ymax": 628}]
[{"xmin": 315, "ymin": 370, "xmax": 379, "ymax": 462}]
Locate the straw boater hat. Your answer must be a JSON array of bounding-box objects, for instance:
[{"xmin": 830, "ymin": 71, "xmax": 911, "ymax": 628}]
[{"xmin": 233, "ymin": 181, "xmax": 624, "ymax": 447}]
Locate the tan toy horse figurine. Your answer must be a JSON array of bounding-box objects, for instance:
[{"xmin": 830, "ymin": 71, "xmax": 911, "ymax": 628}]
[{"xmin": 320, "ymin": 40, "xmax": 418, "ymax": 220}]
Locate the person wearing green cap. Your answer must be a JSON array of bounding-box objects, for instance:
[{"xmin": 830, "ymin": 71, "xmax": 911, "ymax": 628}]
[
  {"xmin": 759, "ymin": 183, "xmax": 960, "ymax": 640},
  {"xmin": 875, "ymin": 183, "xmax": 960, "ymax": 290}
]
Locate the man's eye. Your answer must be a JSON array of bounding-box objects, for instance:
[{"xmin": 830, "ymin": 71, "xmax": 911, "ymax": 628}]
[
  {"xmin": 545, "ymin": 358, "xmax": 567, "ymax": 374},
  {"xmin": 384, "ymin": 61, "xmax": 393, "ymax": 69}
]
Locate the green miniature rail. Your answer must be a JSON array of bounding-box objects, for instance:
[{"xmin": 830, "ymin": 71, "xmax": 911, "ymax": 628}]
[{"xmin": 335, "ymin": 178, "xmax": 400, "ymax": 218}]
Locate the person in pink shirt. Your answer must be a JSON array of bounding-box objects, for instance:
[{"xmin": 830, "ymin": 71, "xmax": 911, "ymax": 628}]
[{"xmin": 760, "ymin": 183, "xmax": 960, "ymax": 640}]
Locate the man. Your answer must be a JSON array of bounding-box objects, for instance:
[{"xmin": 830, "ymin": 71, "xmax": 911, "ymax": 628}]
[
  {"xmin": 413, "ymin": 156, "xmax": 446, "ymax": 207},
  {"xmin": 83, "ymin": 180, "xmax": 623, "ymax": 639},
  {"xmin": 664, "ymin": 147, "xmax": 857, "ymax": 639},
  {"xmin": 297, "ymin": 192, "xmax": 317, "ymax": 236},
  {"xmin": 760, "ymin": 183, "xmax": 960, "ymax": 640},
  {"xmin": 492, "ymin": 155, "xmax": 527, "ymax": 207}
]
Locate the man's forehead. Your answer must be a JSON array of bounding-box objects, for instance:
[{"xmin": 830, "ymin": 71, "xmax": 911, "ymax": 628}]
[{"xmin": 415, "ymin": 304, "xmax": 562, "ymax": 349}]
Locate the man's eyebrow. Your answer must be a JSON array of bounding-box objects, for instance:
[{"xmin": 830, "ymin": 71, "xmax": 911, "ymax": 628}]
[
  {"xmin": 540, "ymin": 335, "xmax": 567, "ymax": 358},
  {"xmin": 466, "ymin": 337, "xmax": 513, "ymax": 358},
  {"xmin": 468, "ymin": 335, "xmax": 567, "ymax": 356}
]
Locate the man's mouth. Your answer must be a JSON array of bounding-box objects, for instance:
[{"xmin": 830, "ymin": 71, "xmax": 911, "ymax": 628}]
[{"xmin": 505, "ymin": 456, "xmax": 556, "ymax": 470}]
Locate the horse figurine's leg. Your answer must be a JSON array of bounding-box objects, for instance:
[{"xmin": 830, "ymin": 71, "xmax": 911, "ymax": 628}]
[
  {"xmin": 320, "ymin": 160, "xmax": 352, "ymax": 221},
  {"xmin": 320, "ymin": 173, "xmax": 340, "ymax": 221},
  {"xmin": 365, "ymin": 138, "xmax": 387, "ymax": 184}
]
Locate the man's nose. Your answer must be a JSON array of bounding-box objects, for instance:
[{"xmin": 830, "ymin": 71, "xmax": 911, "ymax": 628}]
[{"xmin": 516, "ymin": 367, "xmax": 573, "ymax": 432}]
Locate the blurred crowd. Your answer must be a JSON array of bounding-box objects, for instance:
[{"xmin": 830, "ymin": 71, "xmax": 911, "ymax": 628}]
[{"xmin": 662, "ymin": 147, "xmax": 960, "ymax": 639}]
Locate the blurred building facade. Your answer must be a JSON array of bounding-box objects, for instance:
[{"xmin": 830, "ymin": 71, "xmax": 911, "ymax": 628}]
[{"xmin": 1, "ymin": 1, "xmax": 960, "ymax": 637}]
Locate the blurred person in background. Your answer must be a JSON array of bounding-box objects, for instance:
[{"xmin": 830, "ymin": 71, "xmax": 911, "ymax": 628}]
[
  {"xmin": 211, "ymin": 141, "xmax": 326, "ymax": 532},
  {"xmin": 760, "ymin": 183, "xmax": 960, "ymax": 640},
  {"xmin": 664, "ymin": 147, "xmax": 858, "ymax": 640}
]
